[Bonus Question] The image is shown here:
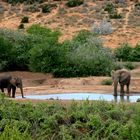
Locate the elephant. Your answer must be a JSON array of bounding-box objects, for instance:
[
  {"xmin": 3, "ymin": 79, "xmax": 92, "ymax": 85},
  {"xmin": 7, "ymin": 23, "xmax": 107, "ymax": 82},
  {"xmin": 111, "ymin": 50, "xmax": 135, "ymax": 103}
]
[
  {"xmin": 111, "ymin": 69, "xmax": 131, "ymax": 96},
  {"xmin": 0, "ymin": 75, "xmax": 24, "ymax": 98}
]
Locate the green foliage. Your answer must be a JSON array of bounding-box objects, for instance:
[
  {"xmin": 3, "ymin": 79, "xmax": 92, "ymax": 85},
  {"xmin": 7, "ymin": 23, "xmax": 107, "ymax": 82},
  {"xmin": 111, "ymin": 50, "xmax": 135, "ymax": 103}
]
[
  {"xmin": 27, "ymin": 24, "xmax": 61, "ymax": 73},
  {"xmin": 0, "ymin": 125, "xmax": 31, "ymax": 140},
  {"xmin": 0, "ymin": 29, "xmax": 36, "ymax": 70},
  {"xmin": 0, "ymin": 98, "xmax": 140, "ymax": 139},
  {"xmin": 130, "ymin": 44, "xmax": 140, "ymax": 61},
  {"xmin": 101, "ymin": 78, "xmax": 113, "ymax": 85},
  {"xmin": 114, "ymin": 43, "xmax": 132, "ymax": 61},
  {"xmin": 5, "ymin": 0, "xmax": 43, "ymax": 4},
  {"xmin": 42, "ymin": 3, "xmax": 57, "ymax": 13},
  {"xmin": 29, "ymin": 43, "xmax": 60, "ymax": 73},
  {"xmin": 21, "ymin": 16, "xmax": 29, "ymax": 23},
  {"xmin": 124, "ymin": 62, "xmax": 136, "ymax": 70},
  {"xmin": 53, "ymin": 30, "xmax": 115, "ymax": 77},
  {"xmin": 109, "ymin": 12, "xmax": 122, "ymax": 19},
  {"xmin": 114, "ymin": 43, "xmax": 140, "ymax": 62},
  {"xmin": 18, "ymin": 23, "xmax": 24, "ymax": 29},
  {"xmin": 27, "ymin": 24, "xmax": 60, "ymax": 43},
  {"xmin": 104, "ymin": 3, "xmax": 122, "ymax": 19},
  {"xmin": 66, "ymin": 0, "xmax": 84, "ymax": 7},
  {"xmin": 0, "ymin": 36, "xmax": 12, "ymax": 71},
  {"xmin": 104, "ymin": 3, "xmax": 115, "ymax": 13}
]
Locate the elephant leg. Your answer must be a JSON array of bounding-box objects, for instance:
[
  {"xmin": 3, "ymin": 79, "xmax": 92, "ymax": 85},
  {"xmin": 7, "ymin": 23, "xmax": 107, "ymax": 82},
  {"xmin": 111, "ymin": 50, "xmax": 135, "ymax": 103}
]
[
  {"xmin": 114, "ymin": 88, "xmax": 117, "ymax": 96},
  {"xmin": 120, "ymin": 84, "xmax": 124, "ymax": 96},
  {"xmin": 12, "ymin": 86, "xmax": 16, "ymax": 98},
  {"xmin": 7, "ymin": 86, "xmax": 11, "ymax": 97},
  {"xmin": 113, "ymin": 82, "xmax": 118, "ymax": 96},
  {"xmin": 126, "ymin": 84, "xmax": 129, "ymax": 94}
]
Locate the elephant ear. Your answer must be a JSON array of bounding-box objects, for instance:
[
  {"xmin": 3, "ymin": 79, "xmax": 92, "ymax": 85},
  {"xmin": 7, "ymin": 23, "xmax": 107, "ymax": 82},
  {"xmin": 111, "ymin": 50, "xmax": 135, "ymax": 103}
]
[{"xmin": 10, "ymin": 78, "xmax": 17, "ymax": 86}]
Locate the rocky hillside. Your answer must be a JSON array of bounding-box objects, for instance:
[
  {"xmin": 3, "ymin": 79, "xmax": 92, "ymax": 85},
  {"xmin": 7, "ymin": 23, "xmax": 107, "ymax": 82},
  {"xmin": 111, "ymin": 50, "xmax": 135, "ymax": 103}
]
[{"xmin": 0, "ymin": 0, "xmax": 140, "ymax": 48}]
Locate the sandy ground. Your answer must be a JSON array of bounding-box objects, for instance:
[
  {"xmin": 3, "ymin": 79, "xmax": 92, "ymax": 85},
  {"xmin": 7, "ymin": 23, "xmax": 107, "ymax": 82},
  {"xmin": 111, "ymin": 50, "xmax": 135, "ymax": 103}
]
[{"xmin": 0, "ymin": 65, "xmax": 140, "ymax": 102}]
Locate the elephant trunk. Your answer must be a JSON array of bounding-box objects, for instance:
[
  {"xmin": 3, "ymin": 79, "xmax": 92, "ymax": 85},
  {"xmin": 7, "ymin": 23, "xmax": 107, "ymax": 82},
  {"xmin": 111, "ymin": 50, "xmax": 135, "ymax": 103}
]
[{"xmin": 19, "ymin": 87, "xmax": 24, "ymax": 98}]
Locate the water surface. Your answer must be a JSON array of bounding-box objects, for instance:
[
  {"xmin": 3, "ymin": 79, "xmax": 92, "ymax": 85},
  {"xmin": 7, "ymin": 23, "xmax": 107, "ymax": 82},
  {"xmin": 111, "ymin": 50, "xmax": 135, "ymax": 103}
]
[{"xmin": 16, "ymin": 93, "xmax": 140, "ymax": 102}]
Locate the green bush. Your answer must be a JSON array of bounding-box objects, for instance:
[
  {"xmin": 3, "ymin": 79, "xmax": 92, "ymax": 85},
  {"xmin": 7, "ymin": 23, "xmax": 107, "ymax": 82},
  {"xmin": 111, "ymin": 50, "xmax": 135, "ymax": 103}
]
[
  {"xmin": 109, "ymin": 12, "xmax": 122, "ymax": 19},
  {"xmin": 104, "ymin": 3, "xmax": 115, "ymax": 13},
  {"xmin": 66, "ymin": 0, "xmax": 84, "ymax": 7},
  {"xmin": 104, "ymin": 3, "xmax": 122, "ymax": 19},
  {"xmin": 114, "ymin": 43, "xmax": 140, "ymax": 62},
  {"xmin": 21, "ymin": 16, "xmax": 29, "ymax": 23},
  {"xmin": 0, "ymin": 125, "xmax": 31, "ymax": 140},
  {"xmin": 0, "ymin": 98, "xmax": 140, "ymax": 139},
  {"xmin": 0, "ymin": 29, "xmax": 35, "ymax": 71},
  {"xmin": 29, "ymin": 43, "xmax": 60, "ymax": 73},
  {"xmin": 114, "ymin": 62, "xmax": 124, "ymax": 70},
  {"xmin": 130, "ymin": 44, "xmax": 140, "ymax": 61},
  {"xmin": 18, "ymin": 23, "xmax": 24, "ymax": 29},
  {"xmin": 27, "ymin": 24, "xmax": 61, "ymax": 73},
  {"xmin": 27, "ymin": 24, "xmax": 61, "ymax": 43},
  {"xmin": 114, "ymin": 43, "xmax": 132, "ymax": 61},
  {"xmin": 6, "ymin": 0, "xmax": 43, "ymax": 4},
  {"xmin": 124, "ymin": 62, "xmax": 136, "ymax": 70},
  {"xmin": 42, "ymin": 4, "xmax": 57, "ymax": 13},
  {"xmin": 101, "ymin": 78, "xmax": 113, "ymax": 85},
  {"xmin": 0, "ymin": 36, "xmax": 12, "ymax": 71},
  {"xmin": 53, "ymin": 30, "xmax": 115, "ymax": 77}
]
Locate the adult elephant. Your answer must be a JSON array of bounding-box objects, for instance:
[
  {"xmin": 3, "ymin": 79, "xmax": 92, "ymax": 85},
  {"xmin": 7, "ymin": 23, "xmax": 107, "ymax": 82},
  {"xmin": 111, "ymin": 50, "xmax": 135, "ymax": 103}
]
[
  {"xmin": 111, "ymin": 69, "xmax": 131, "ymax": 96},
  {"xmin": 0, "ymin": 75, "xmax": 24, "ymax": 98}
]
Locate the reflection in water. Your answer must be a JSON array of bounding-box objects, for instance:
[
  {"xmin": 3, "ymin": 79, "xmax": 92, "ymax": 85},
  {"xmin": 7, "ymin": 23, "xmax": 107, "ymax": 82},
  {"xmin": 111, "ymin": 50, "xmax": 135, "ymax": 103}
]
[
  {"xmin": 114, "ymin": 96, "xmax": 130, "ymax": 102},
  {"xmin": 16, "ymin": 93, "xmax": 140, "ymax": 102}
]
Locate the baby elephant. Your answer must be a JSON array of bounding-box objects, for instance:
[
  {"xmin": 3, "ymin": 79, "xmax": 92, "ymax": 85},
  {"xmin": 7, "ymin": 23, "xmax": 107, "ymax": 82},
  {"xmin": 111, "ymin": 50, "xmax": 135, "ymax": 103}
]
[
  {"xmin": 0, "ymin": 75, "xmax": 24, "ymax": 98},
  {"xmin": 111, "ymin": 69, "xmax": 131, "ymax": 96}
]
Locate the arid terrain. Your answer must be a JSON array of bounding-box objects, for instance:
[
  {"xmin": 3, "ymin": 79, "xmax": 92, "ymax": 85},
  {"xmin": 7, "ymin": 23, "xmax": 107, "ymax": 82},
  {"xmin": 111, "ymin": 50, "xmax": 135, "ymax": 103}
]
[{"xmin": 0, "ymin": 0, "xmax": 140, "ymax": 48}]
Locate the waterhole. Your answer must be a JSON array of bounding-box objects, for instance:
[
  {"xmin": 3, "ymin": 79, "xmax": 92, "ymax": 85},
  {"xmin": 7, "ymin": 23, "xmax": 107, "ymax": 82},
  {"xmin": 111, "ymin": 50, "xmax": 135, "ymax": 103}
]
[{"xmin": 16, "ymin": 93, "xmax": 140, "ymax": 102}]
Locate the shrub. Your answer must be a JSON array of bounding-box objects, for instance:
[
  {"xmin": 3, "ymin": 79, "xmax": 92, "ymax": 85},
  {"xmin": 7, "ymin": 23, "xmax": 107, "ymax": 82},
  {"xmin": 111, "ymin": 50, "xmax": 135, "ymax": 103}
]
[
  {"xmin": 28, "ymin": 24, "xmax": 61, "ymax": 73},
  {"xmin": 114, "ymin": 43, "xmax": 140, "ymax": 62},
  {"xmin": 29, "ymin": 43, "xmax": 60, "ymax": 73},
  {"xmin": 42, "ymin": 4, "xmax": 57, "ymax": 13},
  {"xmin": 0, "ymin": 125, "xmax": 31, "ymax": 140},
  {"xmin": 21, "ymin": 16, "xmax": 29, "ymax": 23},
  {"xmin": 27, "ymin": 24, "xmax": 61, "ymax": 43},
  {"xmin": 114, "ymin": 43, "xmax": 132, "ymax": 61},
  {"xmin": 5, "ymin": 0, "xmax": 43, "ymax": 4},
  {"xmin": 0, "ymin": 36, "xmax": 12, "ymax": 71},
  {"xmin": 92, "ymin": 20, "xmax": 113, "ymax": 35},
  {"xmin": 101, "ymin": 78, "xmax": 113, "ymax": 85},
  {"xmin": 104, "ymin": 3, "xmax": 122, "ymax": 19},
  {"xmin": 115, "ymin": 0, "xmax": 125, "ymax": 4},
  {"xmin": 109, "ymin": 12, "xmax": 122, "ymax": 19},
  {"xmin": 114, "ymin": 62, "xmax": 124, "ymax": 70},
  {"xmin": 0, "ymin": 29, "xmax": 35, "ymax": 71},
  {"xmin": 66, "ymin": 0, "xmax": 84, "ymax": 7},
  {"xmin": 104, "ymin": 3, "xmax": 115, "ymax": 13},
  {"xmin": 53, "ymin": 30, "xmax": 115, "ymax": 77},
  {"xmin": 1, "ymin": 98, "xmax": 140, "ymax": 139},
  {"xmin": 18, "ymin": 23, "xmax": 24, "ymax": 29},
  {"xmin": 124, "ymin": 62, "xmax": 136, "ymax": 70},
  {"xmin": 130, "ymin": 44, "xmax": 140, "ymax": 61}
]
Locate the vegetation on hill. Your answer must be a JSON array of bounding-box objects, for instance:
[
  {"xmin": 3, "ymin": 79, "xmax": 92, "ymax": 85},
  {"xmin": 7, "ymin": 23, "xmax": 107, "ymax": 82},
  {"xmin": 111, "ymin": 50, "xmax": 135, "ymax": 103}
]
[
  {"xmin": 0, "ymin": 22, "xmax": 139, "ymax": 77},
  {"xmin": 0, "ymin": 25, "xmax": 115, "ymax": 77}
]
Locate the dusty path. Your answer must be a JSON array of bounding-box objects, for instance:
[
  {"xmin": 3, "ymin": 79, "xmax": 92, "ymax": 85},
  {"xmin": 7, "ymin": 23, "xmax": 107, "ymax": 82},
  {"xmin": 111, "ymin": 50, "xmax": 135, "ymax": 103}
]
[{"xmin": 122, "ymin": 2, "xmax": 134, "ymax": 33}]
